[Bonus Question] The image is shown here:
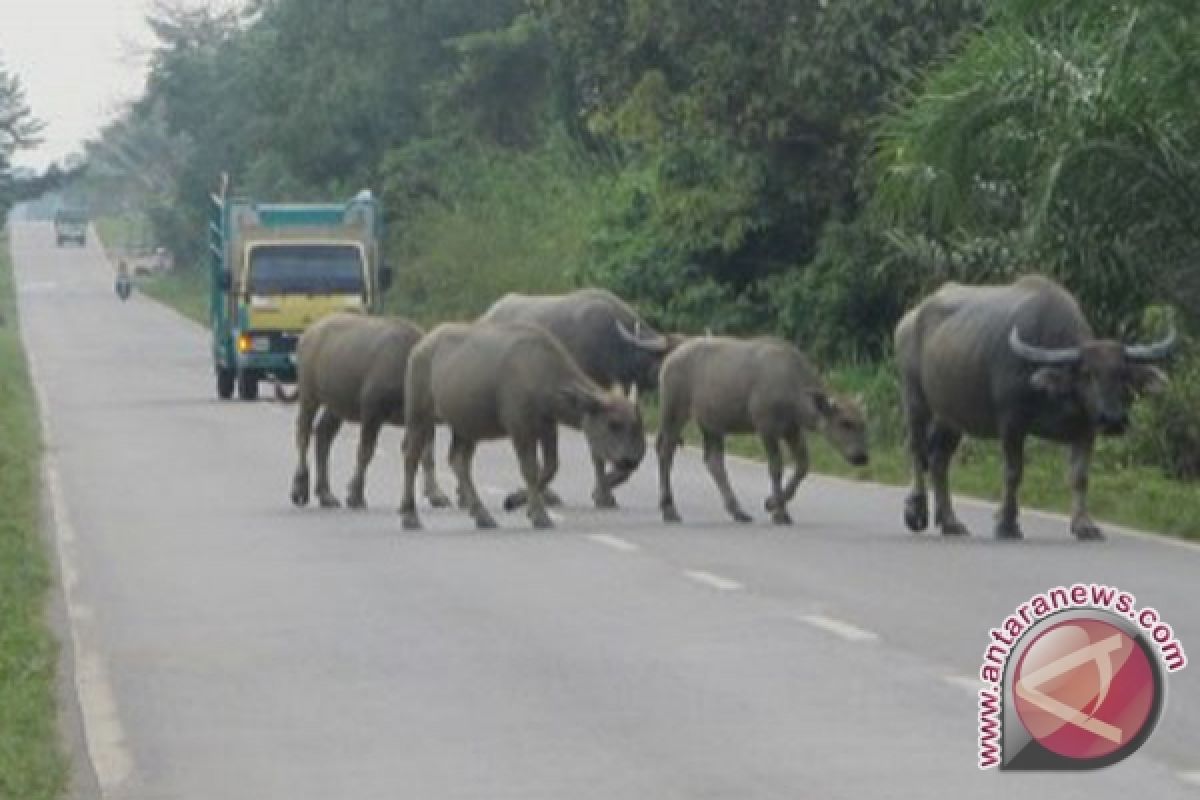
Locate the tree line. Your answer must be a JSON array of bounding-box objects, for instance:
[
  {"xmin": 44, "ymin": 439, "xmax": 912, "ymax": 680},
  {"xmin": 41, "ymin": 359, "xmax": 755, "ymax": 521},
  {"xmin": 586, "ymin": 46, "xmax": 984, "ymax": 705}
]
[{"xmin": 79, "ymin": 0, "xmax": 1197, "ymax": 358}]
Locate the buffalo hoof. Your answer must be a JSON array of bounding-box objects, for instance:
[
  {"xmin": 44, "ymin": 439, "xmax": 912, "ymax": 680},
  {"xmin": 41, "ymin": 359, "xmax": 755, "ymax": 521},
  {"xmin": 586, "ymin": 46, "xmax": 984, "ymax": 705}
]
[
  {"xmin": 317, "ymin": 491, "xmax": 341, "ymax": 509},
  {"xmin": 530, "ymin": 511, "xmax": 555, "ymax": 530},
  {"xmin": 940, "ymin": 519, "xmax": 970, "ymax": 536},
  {"xmin": 904, "ymin": 494, "xmax": 929, "ymax": 532},
  {"xmin": 347, "ymin": 494, "xmax": 368, "ymax": 511},
  {"xmin": 994, "ymin": 521, "xmax": 1024, "ymax": 540},
  {"xmin": 592, "ymin": 490, "xmax": 619, "ymax": 510},
  {"xmin": 1072, "ymin": 519, "xmax": 1105, "ymax": 541},
  {"xmin": 771, "ymin": 509, "xmax": 793, "ymax": 526},
  {"xmin": 400, "ymin": 511, "xmax": 422, "ymax": 531},
  {"xmin": 662, "ymin": 505, "xmax": 682, "ymax": 524},
  {"xmin": 291, "ymin": 474, "xmax": 309, "ymax": 507},
  {"xmin": 475, "ymin": 512, "xmax": 498, "ymax": 530},
  {"xmin": 729, "ymin": 508, "xmax": 753, "ymax": 524},
  {"xmin": 427, "ymin": 490, "xmax": 452, "ymax": 509},
  {"xmin": 503, "ymin": 489, "xmax": 527, "ymax": 512}
]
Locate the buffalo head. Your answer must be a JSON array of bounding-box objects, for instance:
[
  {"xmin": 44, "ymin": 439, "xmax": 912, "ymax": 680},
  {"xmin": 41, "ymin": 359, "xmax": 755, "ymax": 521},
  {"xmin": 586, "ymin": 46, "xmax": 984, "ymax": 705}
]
[
  {"xmin": 1009, "ymin": 326, "xmax": 1174, "ymax": 435},
  {"xmin": 561, "ymin": 385, "xmax": 647, "ymax": 473},
  {"xmin": 615, "ymin": 319, "xmax": 684, "ymax": 390},
  {"xmin": 814, "ymin": 392, "xmax": 870, "ymax": 466}
]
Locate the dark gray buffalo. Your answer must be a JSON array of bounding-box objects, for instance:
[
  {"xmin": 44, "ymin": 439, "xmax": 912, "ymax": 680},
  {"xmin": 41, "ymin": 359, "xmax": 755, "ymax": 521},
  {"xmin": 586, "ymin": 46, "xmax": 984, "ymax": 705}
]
[
  {"xmin": 400, "ymin": 321, "xmax": 646, "ymax": 530},
  {"xmin": 282, "ymin": 313, "xmax": 450, "ymax": 510},
  {"xmin": 480, "ymin": 288, "xmax": 681, "ymax": 509},
  {"xmin": 895, "ymin": 275, "xmax": 1174, "ymax": 540},
  {"xmin": 656, "ymin": 336, "xmax": 869, "ymax": 525}
]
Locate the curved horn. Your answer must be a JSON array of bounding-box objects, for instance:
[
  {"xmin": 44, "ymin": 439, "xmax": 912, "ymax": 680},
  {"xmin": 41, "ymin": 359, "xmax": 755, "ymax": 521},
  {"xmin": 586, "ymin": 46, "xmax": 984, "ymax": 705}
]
[
  {"xmin": 1009, "ymin": 326, "xmax": 1081, "ymax": 366},
  {"xmin": 615, "ymin": 319, "xmax": 668, "ymax": 353},
  {"xmin": 1124, "ymin": 328, "xmax": 1177, "ymax": 363}
]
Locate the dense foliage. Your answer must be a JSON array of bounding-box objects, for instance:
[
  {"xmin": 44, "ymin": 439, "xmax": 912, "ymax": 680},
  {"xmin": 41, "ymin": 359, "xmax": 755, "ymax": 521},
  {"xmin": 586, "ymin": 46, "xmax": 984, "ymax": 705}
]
[{"xmin": 75, "ymin": 0, "xmax": 1199, "ymax": 475}]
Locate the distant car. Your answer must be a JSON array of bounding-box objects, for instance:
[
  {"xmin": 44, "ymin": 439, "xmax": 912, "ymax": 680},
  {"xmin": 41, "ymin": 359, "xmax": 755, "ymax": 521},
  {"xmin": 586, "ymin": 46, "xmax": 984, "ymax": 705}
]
[{"xmin": 54, "ymin": 210, "xmax": 88, "ymax": 247}]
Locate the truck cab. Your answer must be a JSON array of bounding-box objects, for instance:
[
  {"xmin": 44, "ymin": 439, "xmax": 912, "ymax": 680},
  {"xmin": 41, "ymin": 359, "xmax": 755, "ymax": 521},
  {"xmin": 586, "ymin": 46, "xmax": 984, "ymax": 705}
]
[
  {"xmin": 54, "ymin": 208, "xmax": 88, "ymax": 247},
  {"xmin": 209, "ymin": 183, "xmax": 392, "ymax": 400}
]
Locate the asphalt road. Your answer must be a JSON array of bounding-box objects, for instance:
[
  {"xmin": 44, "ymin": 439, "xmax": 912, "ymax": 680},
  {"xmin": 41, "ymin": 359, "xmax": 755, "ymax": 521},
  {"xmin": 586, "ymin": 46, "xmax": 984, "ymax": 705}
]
[{"xmin": 11, "ymin": 221, "xmax": 1199, "ymax": 799}]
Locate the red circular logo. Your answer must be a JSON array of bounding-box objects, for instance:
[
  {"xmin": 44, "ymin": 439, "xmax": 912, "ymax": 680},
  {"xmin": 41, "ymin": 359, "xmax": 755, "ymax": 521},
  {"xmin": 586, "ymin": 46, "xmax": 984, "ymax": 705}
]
[{"xmin": 1013, "ymin": 618, "xmax": 1157, "ymax": 761}]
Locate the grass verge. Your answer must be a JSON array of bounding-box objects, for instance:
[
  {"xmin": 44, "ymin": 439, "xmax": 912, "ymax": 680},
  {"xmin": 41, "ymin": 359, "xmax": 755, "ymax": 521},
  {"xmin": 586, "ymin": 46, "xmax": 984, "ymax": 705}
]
[{"xmin": 0, "ymin": 232, "xmax": 67, "ymax": 799}]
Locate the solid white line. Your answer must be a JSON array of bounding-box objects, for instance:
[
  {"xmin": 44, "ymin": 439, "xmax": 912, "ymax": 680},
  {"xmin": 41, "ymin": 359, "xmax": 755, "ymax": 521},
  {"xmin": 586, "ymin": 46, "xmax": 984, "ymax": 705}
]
[
  {"xmin": 587, "ymin": 533, "xmax": 640, "ymax": 553},
  {"xmin": 683, "ymin": 570, "xmax": 743, "ymax": 592},
  {"xmin": 31, "ymin": 371, "xmax": 134, "ymax": 795},
  {"xmin": 798, "ymin": 613, "xmax": 880, "ymax": 643},
  {"xmin": 943, "ymin": 674, "xmax": 986, "ymax": 694}
]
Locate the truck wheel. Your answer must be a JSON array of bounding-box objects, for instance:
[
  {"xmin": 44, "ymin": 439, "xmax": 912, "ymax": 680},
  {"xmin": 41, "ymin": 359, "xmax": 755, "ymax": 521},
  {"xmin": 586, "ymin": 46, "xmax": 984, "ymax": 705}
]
[
  {"xmin": 237, "ymin": 370, "xmax": 259, "ymax": 401},
  {"xmin": 216, "ymin": 368, "xmax": 235, "ymax": 400}
]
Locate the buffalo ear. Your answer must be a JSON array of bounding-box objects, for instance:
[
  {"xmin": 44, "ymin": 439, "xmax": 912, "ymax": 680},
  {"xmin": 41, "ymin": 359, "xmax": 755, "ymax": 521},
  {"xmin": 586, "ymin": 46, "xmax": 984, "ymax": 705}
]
[
  {"xmin": 1130, "ymin": 365, "xmax": 1169, "ymax": 395},
  {"xmin": 1030, "ymin": 366, "xmax": 1074, "ymax": 395},
  {"xmin": 560, "ymin": 385, "xmax": 603, "ymax": 415}
]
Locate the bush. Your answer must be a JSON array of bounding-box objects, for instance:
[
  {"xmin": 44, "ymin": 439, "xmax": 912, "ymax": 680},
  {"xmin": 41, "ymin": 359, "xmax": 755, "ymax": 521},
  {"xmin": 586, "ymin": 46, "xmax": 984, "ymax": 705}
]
[{"xmin": 1129, "ymin": 343, "xmax": 1200, "ymax": 480}]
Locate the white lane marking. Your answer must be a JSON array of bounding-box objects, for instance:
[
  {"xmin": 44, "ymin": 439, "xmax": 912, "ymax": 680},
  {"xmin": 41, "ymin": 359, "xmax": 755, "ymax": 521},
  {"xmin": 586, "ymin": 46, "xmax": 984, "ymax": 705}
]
[
  {"xmin": 798, "ymin": 613, "xmax": 880, "ymax": 643},
  {"xmin": 26, "ymin": 344, "xmax": 134, "ymax": 795},
  {"xmin": 587, "ymin": 533, "xmax": 640, "ymax": 553},
  {"xmin": 683, "ymin": 570, "xmax": 743, "ymax": 592},
  {"xmin": 1177, "ymin": 771, "xmax": 1200, "ymax": 787},
  {"xmin": 943, "ymin": 674, "xmax": 985, "ymax": 694}
]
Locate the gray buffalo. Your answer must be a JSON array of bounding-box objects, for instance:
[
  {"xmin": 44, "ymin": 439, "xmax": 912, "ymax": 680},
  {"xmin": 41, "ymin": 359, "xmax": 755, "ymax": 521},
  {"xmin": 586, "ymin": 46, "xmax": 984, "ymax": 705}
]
[
  {"xmin": 895, "ymin": 275, "xmax": 1174, "ymax": 540},
  {"xmin": 480, "ymin": 288, "xmax": 682, "ymax": 509},
  {"xmin": 282, "ymin": 313, "xmax": 450, "ymax": 511},
  {"xmin": 656, "ymin": 336, "xmax": 869, "ymax": 525},
  {"xmin": 400, "ymin": 321, "xmax": 647, "ymax": 530}
]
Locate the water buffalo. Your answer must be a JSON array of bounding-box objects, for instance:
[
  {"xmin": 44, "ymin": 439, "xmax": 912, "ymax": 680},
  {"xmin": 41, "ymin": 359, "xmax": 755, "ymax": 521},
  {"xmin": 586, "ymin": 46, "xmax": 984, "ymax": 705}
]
[
  {"xmin": 282, "ymin": 313, "xmax": 450, "ymax": 511},
  {"xmin": 656, "ymin": 336, "xmax": 869, "ymax": 525},
  {"xmin": 895, "ymin": 275, "xmax": 1174, "ymax": 540},
  {"xmin": 479, "ymin": 288, "xmax": 682, "ymax": 509},
  {"xmin": 400, "ymin": 321, "xmax": 646, "ymax": 530}
]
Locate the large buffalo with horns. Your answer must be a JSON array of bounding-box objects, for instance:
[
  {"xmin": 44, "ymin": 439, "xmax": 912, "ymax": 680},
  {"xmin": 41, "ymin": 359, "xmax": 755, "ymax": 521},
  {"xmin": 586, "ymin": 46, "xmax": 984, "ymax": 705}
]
[
  {"xmin": 895, "ymin": 275, "xmax": 1174, "ymax": 540},
  {"xmin": 479, "ymin": 288, "xmax": 683, "ymax": 508}
]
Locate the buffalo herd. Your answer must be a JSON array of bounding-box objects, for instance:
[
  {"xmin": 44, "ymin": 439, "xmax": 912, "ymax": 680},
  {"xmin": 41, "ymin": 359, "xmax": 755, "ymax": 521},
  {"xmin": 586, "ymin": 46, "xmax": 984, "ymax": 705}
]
[{"xmin": 283, "ymin": 277, "xmax": 1175, "ymax": 541}]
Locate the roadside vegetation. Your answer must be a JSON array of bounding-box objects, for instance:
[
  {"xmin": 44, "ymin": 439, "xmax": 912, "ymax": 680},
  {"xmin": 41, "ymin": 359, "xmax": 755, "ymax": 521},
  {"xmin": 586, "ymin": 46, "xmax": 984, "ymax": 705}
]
[
  {"xmin": 0, "ymin": 234, "xmax": 66, "ymax": 799},
  {"xmin": 80, "ymin": 0, "xmax": 1199, "ymax": 540}
]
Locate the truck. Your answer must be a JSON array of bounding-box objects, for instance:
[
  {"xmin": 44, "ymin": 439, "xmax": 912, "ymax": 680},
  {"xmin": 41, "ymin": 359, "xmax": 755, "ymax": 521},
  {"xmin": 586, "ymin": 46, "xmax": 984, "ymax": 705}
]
[
  {"xmin": 209, "ymin": 179, "xmax": 393, "ymax": 400},
  {"xmin": 54, "ymin": 208, "xmax": 88, "ymax": 247}
]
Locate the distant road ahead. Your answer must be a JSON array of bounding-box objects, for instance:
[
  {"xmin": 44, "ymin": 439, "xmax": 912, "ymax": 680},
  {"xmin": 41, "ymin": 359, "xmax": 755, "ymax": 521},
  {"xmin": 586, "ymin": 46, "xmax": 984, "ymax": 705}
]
[{"xmin": 12, "ymin": 221, "xmax": 1199, "ymax": 798}]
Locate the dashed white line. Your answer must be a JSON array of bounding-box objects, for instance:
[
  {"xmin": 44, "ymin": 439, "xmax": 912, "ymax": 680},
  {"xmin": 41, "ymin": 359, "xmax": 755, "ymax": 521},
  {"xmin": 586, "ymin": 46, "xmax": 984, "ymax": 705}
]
[
  {"xmin": 683, "ymin": 570, "xmax": 744, "ymax": 592},
  {"xmin": 587, "ymin": 533, "xmax": 640, "ymax": 553},
  {"xmin": 1177, "ymin": 771, "xmax": 1200, "ymax": 787},
  {"xmin": 798, "ymin": 613, "xmax": 880, "ymax": 643},
  {"xmin": 943, "ymin": 674, "xmax": 985, "ymax": 694}
]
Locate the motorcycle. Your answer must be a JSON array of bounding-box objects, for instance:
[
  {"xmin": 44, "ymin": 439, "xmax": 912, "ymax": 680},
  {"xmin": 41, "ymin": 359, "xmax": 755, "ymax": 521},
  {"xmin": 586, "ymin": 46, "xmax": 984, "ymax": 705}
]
[{"xmin": 115, "ymin": 271, "xmax": 132, "ymax": 301}]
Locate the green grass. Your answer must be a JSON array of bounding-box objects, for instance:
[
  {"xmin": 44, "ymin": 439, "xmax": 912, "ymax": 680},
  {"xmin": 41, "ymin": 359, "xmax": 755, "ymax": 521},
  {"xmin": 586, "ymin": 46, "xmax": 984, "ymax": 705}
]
[
  {"xmin": 0, "ymin": 232, "xmax": 67, "ymax": 799},
  {"xmin": 136, "ymin": 268, "xmax": 208, "ymax": 327}
]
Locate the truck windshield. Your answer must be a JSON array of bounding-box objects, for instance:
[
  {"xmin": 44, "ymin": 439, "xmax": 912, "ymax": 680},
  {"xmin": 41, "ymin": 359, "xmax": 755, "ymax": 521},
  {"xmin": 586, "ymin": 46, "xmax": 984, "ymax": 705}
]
[{"xmin": 248, "ymin": 244, "xmax": 365, "ymax": 295}]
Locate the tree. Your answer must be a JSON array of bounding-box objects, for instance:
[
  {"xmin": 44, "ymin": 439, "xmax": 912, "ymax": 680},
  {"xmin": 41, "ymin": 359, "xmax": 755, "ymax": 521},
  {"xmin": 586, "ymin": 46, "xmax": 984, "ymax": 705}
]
[{"xmin": 0, "ymin": 58, "xmax": 44, "ymax": 214}]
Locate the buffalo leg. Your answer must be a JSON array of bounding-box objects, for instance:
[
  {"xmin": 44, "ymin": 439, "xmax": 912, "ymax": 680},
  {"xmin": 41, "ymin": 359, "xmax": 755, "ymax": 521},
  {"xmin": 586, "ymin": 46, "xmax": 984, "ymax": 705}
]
[
  {"xmin": 503, "ymin": 428, "xmax": 562, "ymax": 511},
  {"xmin": 591, "ymin": 453, "xmax": 619, "ymax": 509},
  {"xmin": 514, "ymin": 436, "xmax": 553, "ymax": 529},
  {"xmin": 929, "ymin": 423, "xmax": 968, "ymax": 535},
  {"xmin": 290, "ymin": 397, "xmax": 319, "ymax": 506},
  {"xmin": 766, "ymin": 431, "xmax": 809, "ymax": 513},
  {"xmin": 903, "ymin": 392, "xmax": 931, "ymax": 532},
  {"xmin": 449, "ymin": 433, "xmax": 495, "ymax": 529},
  {"xmin": 313, "ymin": 409, "xmax": 343, "ymax": 508},
  {"xmin": 420, "ymin": 434, "xmax": 451, "ymax": 508},
  {"xmin": 656, "ymin": 427, "xmax": 683, "ymax": 523},
  {"xmin": 761, "ymin": 435, "xmax": 791, "ymax": 525},
  {"xmin": 1068, "ymin": 435, "xmax": 1104, "ymax": 540},
  {"xmin": 995, "ymin": 428, "xmax": 1025, "ymax": 539},
  {"xmin": 703, "ymin": 429, "xmax": 751, "ymax": 524},
  {"xmin": 399, "ymin": 425, "xmax": 432, "ymax": 530},
  {"xmin": 346, "ymin": 416, "xmax": 383, "ymax": 510}
]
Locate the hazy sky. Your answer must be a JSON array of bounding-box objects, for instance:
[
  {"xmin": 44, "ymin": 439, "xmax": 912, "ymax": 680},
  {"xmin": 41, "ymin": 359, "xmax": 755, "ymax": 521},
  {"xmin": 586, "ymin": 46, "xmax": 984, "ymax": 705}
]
[{"xmin": 0, "ymin": 1, "xmax": 237, "ymax": 171}]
